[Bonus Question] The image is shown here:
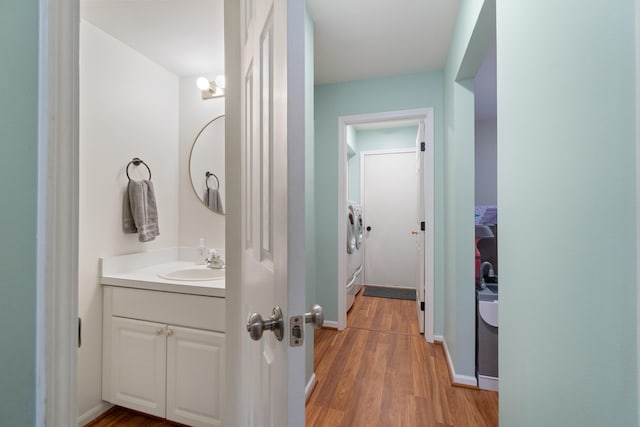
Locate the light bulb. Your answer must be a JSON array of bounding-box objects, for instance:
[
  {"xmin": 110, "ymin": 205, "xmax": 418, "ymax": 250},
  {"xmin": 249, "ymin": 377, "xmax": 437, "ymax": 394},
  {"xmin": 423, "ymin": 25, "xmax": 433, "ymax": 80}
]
[
  {"xmin": 196, "ymin": 77, "xmax": 210, "ymax": 91},
  {"xmin": 214, "ymin": 75, "xmax": 226, "ymax": 89}
]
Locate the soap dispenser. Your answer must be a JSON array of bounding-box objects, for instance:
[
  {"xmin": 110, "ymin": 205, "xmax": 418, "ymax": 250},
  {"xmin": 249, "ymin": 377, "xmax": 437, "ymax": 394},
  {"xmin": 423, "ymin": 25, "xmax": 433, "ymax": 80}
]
[{"xmin": 198, "ymin": 238, "xmax": 207, "ymax": 265}]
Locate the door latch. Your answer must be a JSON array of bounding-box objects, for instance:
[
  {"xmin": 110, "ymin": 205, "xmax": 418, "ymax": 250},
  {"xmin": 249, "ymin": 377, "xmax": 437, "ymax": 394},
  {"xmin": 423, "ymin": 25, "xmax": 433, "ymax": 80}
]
[{"xmin": 289, "ymin": 304, "xmax": 324, "ymax": 347}]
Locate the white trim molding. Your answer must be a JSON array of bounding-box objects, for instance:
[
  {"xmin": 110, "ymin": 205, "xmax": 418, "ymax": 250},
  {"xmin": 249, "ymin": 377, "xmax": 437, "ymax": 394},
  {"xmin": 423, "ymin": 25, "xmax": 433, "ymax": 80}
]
[
  {"xmin": 305, "ymin": 373, "xmax": 318, "ymax": 402},
  {"xmin": 321, "ymin": 320, "xmax": 339, "ymax": 329},
  {"xmin": 636, "ymin": 0, "xmax": 640, "ymax": 422},
  {"xmin": 478, "ymin": 375, "xmax": 499, "ymax": 392},
  {"xmin": 77, "ymin": 403, "xmax": 113, "ymax": 427},
  {"xmin": 37, "ymin": 0, "xmax": 80, "ymax": 425},
  {"xmin": 440, "ymin": 338, "xmax": 478, "ymax": 387}
]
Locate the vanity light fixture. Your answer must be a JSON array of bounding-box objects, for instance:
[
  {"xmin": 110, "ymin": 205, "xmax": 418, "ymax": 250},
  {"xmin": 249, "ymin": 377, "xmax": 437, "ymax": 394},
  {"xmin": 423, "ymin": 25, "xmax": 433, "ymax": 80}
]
[{"xmin": 196, "ymin": 75, "xmax": 225, "ymax": 100}]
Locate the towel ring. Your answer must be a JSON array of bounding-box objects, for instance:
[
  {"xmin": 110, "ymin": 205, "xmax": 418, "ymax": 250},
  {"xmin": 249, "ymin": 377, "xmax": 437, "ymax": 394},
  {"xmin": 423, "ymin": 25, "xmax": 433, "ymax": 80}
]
[
  {"xmin": 126, "ymin": 157, "xmax": 152, "ymax": 181},
  {"xmin": 205, "ymin": 171, "xmax": 219, "ymax": 190}
]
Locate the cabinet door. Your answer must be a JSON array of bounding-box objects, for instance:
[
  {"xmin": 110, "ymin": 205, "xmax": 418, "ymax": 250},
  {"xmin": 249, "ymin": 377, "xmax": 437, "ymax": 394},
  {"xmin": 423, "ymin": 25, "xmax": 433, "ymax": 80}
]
[
  {"xmin": 107, "ymin": 317, "xmax": 167, "ymax": 417},
  {"xmin": 166, "ymin": 326, "xmax": 225, "ymax": 427}
]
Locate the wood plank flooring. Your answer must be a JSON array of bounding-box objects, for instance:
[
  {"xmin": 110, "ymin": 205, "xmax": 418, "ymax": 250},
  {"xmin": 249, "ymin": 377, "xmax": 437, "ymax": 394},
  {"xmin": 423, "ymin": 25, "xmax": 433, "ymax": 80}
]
[
  {"xmin": 88, "ymin": 288, "xmax": 498, "ymax": 426},
  {"xmin": 85, "ymin": 406, "xmax": 185, "ymax": 426},
  {"xmin": 306, "ymin": 288, "xmax": 499, "ymax": 427}
]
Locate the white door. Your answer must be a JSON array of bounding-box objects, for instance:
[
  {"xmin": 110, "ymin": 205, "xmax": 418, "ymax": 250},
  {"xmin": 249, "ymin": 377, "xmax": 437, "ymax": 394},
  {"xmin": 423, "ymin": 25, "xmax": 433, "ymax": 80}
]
[
  {"xmin": 415, "ymin": 123, "xmax": 426, "ymax": 334},
  {"xmin": 232, "ymin": 0, "xmax": 306, "ymax": 426},
  {"xmin": 362, "ymin": 149, "xmax": 417, "ymax": 288}
]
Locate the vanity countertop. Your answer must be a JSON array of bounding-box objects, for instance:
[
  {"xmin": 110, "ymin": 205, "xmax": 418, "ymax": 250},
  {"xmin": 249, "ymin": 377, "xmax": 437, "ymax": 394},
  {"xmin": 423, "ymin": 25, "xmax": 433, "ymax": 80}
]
[{"xmin": 100, "ymin": 248, "xmax": 225, "ymax": 298}]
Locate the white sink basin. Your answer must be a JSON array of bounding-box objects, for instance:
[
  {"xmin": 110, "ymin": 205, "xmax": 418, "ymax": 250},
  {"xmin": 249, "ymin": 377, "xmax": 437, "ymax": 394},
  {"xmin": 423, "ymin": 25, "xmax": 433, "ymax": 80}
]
[{"xmin": 158, "ymin": 267, "xmax": 225, "ymax": 281}]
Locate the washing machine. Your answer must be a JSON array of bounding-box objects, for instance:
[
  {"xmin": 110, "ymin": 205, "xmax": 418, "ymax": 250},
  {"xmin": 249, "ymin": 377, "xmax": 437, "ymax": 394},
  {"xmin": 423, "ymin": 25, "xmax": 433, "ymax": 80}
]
[{"xmin": 346, "ymin": 202, "xmax": 364, "ymax": 311}]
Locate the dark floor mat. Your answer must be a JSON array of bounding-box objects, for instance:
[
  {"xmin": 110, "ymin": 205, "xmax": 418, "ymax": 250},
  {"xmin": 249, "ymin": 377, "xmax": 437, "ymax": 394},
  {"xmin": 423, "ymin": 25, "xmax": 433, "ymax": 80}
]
[{"xmin": 362, "ymin": 286, "xmax": 416, "ymax": 301}]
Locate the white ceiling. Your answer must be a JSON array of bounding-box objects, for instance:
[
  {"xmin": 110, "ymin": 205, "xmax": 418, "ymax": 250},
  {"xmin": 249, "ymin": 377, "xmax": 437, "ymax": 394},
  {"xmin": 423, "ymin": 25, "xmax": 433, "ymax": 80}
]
[
  {"xmin": 80, "ymin": 0, "xmax": 460, "ymax": 84},
  {"xmin": 80, "ymin": 0, "xmax": 224, "ymax": 77},
  {"xmin": 307, "ymin": 0, "xmax": 460, "ymax": 84}
]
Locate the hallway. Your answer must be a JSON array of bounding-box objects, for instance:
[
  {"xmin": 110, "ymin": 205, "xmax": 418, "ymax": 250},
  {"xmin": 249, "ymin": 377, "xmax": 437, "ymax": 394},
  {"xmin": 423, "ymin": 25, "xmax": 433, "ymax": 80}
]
[{"xmin": 306, "ymin": 290, "xmax": 498, "ymax": 426}]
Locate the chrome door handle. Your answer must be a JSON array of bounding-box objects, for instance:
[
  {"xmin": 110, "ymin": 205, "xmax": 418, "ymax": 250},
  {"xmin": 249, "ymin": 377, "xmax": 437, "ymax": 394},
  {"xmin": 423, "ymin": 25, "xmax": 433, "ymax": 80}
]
[
  {"xmin": 246, "ymin": 306, "xmax": 284, "ymax": 341},
  {"xmin": 304, "ymin": 304, "xmax": 324, "ymax": 328}
]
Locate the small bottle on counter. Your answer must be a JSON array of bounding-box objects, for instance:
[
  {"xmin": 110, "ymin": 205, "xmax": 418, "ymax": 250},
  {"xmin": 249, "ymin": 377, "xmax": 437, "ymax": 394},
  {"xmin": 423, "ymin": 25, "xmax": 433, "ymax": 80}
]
[{"xmin": 198, "ymin": 238, "xmax": 207, "ymax": 264}]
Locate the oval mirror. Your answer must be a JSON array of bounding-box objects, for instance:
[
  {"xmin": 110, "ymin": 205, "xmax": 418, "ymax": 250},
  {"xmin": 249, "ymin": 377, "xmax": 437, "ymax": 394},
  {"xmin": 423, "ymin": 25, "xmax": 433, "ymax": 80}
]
[{"xmin": 189, "ymin": 115, "xmax": 225, "ymax": 214}]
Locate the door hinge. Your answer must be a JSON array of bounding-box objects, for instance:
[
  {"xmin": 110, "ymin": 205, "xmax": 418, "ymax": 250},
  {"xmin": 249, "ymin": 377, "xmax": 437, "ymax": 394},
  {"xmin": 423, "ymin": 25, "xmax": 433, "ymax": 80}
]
[
  {"xmin": 420, "ymin": 302, "xmax": 425, "ymax": 311},
  {"xmin": 420, "ymin": 142, "xmax": 426, "ymax": 152},
  {"xmin": 420, "ymin": 221, "xmax": 425, "ymax": 231}
]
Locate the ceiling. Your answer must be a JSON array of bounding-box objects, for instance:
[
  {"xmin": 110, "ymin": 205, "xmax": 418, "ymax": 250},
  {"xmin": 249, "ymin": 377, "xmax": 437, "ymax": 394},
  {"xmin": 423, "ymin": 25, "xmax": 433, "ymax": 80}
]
[
  {"xmin": 307, "ymin": 0, "xmax": 460, "ymax": 84},
  {"xmin": 80, "ymin": 0, "xmax": 225, "ymax": 77},
  {"xmin": 80, "ymin": 0, "xmax": 460, "ymax": 83}
]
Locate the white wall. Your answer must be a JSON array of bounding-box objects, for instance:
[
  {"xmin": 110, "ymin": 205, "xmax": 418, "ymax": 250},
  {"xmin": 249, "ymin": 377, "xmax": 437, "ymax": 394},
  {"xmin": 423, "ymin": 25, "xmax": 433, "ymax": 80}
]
[
  {"xmin": 178, "ymin": 74, "xmax": 226, "ymax": 250},
  {"xmin": 78, "ymin": 20, "xmax": 180, "ymax": 421},
  {"xmin": 474, "ymin": 118, "xmax": 497, "ymax": 205}
]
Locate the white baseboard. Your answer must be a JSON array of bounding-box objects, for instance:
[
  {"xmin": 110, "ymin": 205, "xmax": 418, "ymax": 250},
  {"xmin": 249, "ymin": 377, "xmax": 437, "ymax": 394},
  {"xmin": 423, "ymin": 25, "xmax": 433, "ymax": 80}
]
[
  {"xmin": 322, "ymin": 320, "xmax": 338, "ymax": 329},
  {"xmin": 441, "ymin": 338, "xmax": 478, "ymax": 387},
  {"xmin": 478, "ymin": 375, "xmax": 499, "ymax": 392},
  {"xmin": 434, "ymin": 334, "xmax": 444, "ymax": 343},
  {"xmin": 77, "ymin": 402, "xmax": 113, "ymax": 426},
  {"xmin": 305, "ymin": 373, "xmax": 317, "ymax": 402}
]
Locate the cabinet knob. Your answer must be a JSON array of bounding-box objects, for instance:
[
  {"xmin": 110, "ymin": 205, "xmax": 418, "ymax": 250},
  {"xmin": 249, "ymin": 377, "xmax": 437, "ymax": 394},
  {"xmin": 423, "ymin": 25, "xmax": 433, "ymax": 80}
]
[
  {"xmin": 166, "ymin": 328, "xmax": 174, "ymax": 336},
  {"xmin": 155, "ymin": 328, "xmax": 163, "ymax": 335}
]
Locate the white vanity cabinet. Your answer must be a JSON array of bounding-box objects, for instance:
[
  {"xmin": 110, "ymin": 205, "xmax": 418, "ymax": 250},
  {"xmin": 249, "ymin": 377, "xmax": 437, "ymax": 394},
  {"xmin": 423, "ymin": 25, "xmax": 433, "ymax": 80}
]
[{"xmin": 102, "ymin": 286, "xmax": 225, "ymax": 427}]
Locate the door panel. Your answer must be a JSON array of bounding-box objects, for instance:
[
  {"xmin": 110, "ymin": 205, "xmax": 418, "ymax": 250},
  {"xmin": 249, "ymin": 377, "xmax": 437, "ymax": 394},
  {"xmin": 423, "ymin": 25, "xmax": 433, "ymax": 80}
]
[
  {"xmin": 238, "ymin": 0, "xmax": 306, "ymax": 425},
  {"xmin": 109, "ymin": 317, "xmax": 166, "ymax": 417},
  {"xmin": 363, "ymin": 150, "xmax": 418, "ymax": 288},
  {"xmin": 166, "ymin": 326, "xmax": 224, "ymax": 427}
]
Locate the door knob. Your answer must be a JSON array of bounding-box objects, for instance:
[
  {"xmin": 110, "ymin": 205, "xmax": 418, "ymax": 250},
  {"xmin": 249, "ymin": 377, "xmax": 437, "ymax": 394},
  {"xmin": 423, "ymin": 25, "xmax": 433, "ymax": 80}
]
[
  {"xmin": 304, "ymin": 304, "xmax": 324, "ymax": 328},
  {"xmin": 411, "ymin": 230, "xmax": 419, "ymax": 235},
  {"xmin": 366, "ymin": 226, "xmax": 372, "ymax": 232},
  {"xmin": 246, "ymin": 306, "xmax": 284, "ymax": 341}
]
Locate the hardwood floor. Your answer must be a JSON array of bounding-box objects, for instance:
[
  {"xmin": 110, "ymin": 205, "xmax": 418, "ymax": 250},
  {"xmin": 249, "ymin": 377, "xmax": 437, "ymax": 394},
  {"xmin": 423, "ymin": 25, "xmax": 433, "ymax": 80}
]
[
  {"xmin": 89, "ymin": 289, "xmax": 498, "ymax": 426},
  {"xmin": 306, "ymin": 288, "xmax": 499, "ymax": 427},
  {"xmin": 85, "ymin": 407, "xmax": 185, "ymax": 427}
]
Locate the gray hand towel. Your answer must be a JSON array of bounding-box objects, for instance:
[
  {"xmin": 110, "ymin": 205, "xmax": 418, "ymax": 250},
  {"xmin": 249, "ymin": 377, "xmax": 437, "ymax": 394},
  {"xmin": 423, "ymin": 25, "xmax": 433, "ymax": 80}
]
[
  {"xmin": 123, "ymin": 179, "xmax": 160, "ymax": 242},
  {"xmin": 205, "ymin": 187, "xmax": 224, "ymax": 214}
]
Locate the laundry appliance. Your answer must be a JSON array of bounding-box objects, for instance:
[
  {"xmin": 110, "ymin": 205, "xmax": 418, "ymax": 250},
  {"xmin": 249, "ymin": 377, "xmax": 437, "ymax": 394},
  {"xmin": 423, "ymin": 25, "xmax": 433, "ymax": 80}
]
[{"xmin": 346, "ymin": 201, "xmax": 364, "ymax": 311}]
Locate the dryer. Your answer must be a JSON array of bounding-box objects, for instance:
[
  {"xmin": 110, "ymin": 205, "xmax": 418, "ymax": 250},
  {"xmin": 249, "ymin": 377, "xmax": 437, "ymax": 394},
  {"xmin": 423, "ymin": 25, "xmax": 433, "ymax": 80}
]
[{"xmin": 346, "ymin": 202, "xmax": 364, "ymax": 311}]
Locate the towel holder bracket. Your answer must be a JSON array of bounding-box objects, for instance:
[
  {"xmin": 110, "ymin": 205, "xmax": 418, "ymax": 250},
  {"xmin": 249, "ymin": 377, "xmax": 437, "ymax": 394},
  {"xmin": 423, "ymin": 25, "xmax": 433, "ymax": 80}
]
[
  {"xmin": 205, "ymin": 171, "xmax": 220, "ymax": 190},
  {"xmin": 126, "ymin": 157, "xmax": 152, "ymax": 181}
]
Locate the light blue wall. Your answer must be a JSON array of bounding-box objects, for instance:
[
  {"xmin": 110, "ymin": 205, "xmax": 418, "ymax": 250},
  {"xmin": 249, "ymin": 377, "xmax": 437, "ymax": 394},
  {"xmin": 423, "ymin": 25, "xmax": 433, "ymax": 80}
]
[
  {"xmin": 0, "ymin": 0, "xmax": 39, "ymax": 425},
  {"xmin": 304, "ymin": 9, "xmax": 316, "ymax": 385},
  {"xmin": 442, "ymin": 0, "xmax": 494, "ymax": 378},
  {"xmin": 348, "ymin": 126, "xmax": 419, "ymax": 203},
  {"xmin": 497, "ymin": 1, "xmax": 637, "ymax": 425},
  {"xmin": 315, "ymin": 71, "xmax": 444, "ymax": 331}
]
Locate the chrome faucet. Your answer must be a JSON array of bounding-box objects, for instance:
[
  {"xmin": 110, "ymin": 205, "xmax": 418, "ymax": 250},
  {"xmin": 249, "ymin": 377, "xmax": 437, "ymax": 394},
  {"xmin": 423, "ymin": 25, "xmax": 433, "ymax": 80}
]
[
  {"xmin": 480, "ymin": 261, "xmax": 495, "ymax": 285},
  {"xmin": 206, "ymin": 249, "xmax": 225, "ymax": 269}
]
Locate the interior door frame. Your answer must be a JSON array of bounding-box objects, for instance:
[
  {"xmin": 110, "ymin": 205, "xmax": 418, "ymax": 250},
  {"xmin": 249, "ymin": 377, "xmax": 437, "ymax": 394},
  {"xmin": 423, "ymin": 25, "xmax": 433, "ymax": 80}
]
[
  {"xmin": 37, "ymin": 0, "xmax": 80, "ymax": 425},
  {"xmin": 338, "ymin": 108, "xmax": 434, "ymax": 342},
  {"xmin": 37, "ymin": 1, "xmax": 246, "ymax": 425},
  {"xmin": 360, "ymin": 147, "xmax": 417, "ymax": 287}
]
